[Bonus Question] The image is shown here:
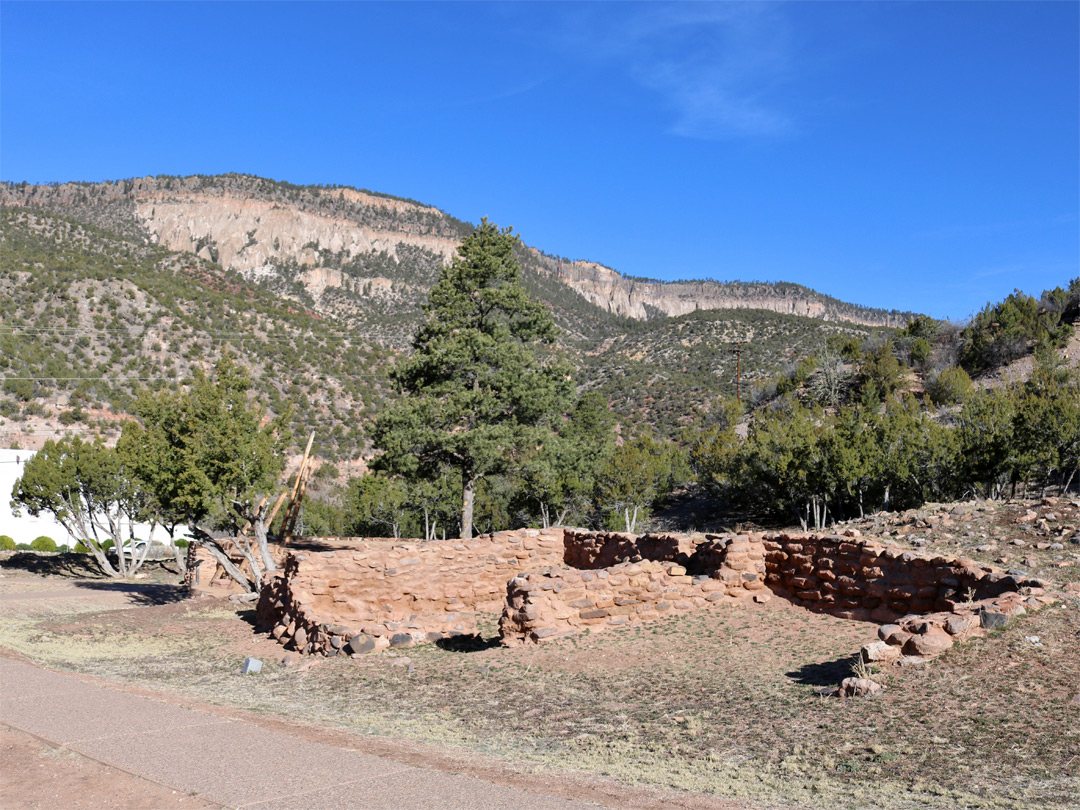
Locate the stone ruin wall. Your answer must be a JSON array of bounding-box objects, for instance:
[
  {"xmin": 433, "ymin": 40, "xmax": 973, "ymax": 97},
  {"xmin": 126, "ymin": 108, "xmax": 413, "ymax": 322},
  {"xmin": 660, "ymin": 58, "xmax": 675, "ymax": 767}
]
[
  {"xmin": 762, "ymin": 532, "xmax": 1057, "ymax": 661},
  {"xmin": 256, "ymin": 528, "xmax": 564, "ymax": 655},
  {"xmin": 255, "ymin": 526, "xmax": 1056, "ymax": 659},
  {"xmin": 500, "ymin": 531, "xmax": 769, "ymax": 644}
]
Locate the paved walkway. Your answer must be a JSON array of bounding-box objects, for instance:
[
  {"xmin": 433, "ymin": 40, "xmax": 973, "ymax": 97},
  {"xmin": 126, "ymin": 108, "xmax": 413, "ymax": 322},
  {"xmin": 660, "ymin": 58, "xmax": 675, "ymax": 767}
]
[{"xmin": 0, "ymin": 657, "xmax": 610, "ymax": 809}]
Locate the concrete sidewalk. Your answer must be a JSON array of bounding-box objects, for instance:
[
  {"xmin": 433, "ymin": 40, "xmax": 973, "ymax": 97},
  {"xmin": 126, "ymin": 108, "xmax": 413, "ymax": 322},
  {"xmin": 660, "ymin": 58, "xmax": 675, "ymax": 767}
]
[{"xmin": 0, "ymin": 657, "xmax": 609, "ymax": 809}]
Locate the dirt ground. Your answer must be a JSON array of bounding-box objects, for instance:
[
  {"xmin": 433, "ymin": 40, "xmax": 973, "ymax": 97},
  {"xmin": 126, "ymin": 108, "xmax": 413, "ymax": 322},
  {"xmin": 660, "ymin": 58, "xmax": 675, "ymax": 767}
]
[
  {"xmin": 1, "ymin": 508, "xmax": 1079, "ymax": 810},
  {"xmin": 0, "ymin": 725, "xmax": 224, "ymax": 810}
]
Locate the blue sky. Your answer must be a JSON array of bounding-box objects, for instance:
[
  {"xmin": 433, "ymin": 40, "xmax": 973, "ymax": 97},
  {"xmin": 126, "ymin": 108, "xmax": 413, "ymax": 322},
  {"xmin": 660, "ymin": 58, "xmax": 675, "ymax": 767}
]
[{"xmin": 2, "ymin": 1, "xmax": 1077, "ymax": 320}]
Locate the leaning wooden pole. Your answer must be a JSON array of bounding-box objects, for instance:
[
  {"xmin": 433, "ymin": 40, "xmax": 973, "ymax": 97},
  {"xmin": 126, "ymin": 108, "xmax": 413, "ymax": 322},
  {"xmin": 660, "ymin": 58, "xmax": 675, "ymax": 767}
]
[{"xmin": 280, "ymin": 432, "xmax": 315, "ymax": 546}]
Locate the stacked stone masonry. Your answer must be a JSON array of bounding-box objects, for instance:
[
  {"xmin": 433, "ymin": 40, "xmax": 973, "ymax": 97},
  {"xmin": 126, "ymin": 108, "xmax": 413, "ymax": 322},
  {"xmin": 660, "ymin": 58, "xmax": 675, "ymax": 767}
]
[
  {"xmin": 762, "ymin": 531, "xmax": 1058, "ymax": 661},
  {"xmin": 255, "ymin": 526, "xmax": 1056, "ymax": 659},
  {"xmin": 255, "ymin": 528, "xmax": 564, "ymax": 654}
]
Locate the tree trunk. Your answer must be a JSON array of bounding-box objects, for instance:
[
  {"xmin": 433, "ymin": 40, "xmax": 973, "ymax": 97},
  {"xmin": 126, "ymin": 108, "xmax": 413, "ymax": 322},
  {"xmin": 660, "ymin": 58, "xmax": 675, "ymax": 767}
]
[
  {"xmin": 253, "ymin": 507, "xmax": 275, "ymax": 576},
  {"xmin": 461, "ymin": 473, "xmax": 476, "ymax": 540},
  {"xmin": 193, "ymin": 528, "xmax": 256, "ymax": 593}
]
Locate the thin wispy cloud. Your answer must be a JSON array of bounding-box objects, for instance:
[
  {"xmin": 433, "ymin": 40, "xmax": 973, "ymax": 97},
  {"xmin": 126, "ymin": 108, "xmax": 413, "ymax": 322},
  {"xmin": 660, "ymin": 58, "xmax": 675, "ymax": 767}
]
[{"xmin": 561, "ymin": 3, "xmax": 796, "ymax": 139}]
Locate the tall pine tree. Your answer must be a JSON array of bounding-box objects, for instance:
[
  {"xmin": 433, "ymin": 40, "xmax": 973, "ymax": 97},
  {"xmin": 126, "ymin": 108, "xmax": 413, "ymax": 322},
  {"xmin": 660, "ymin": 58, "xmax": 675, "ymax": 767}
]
[{"xmin": 371, "ymin": 219, "xmax": 570, "ymax": 538}]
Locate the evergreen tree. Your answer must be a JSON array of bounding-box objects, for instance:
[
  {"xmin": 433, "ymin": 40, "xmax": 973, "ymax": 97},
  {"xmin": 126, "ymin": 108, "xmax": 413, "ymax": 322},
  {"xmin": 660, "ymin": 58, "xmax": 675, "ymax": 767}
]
[
  {"xmin": 132, "ymin": 355, "xmax": 289, "ymax": 592},
  {"xmin": 371, "ymin": 219, "xmax": 571, "ymax": 538}
]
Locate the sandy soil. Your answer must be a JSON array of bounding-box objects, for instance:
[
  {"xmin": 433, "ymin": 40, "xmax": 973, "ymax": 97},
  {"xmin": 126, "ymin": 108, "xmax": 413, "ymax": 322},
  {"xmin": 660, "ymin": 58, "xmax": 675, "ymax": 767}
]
[{"xmin": 0, "ymin": 725, "xmax": 223, "ymax": 810}]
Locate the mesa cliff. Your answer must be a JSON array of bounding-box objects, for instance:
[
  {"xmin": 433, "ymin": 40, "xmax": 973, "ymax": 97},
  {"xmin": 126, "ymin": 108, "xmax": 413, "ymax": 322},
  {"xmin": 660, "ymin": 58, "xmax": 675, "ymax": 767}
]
[{"xmin": 1, "ymin": 175, "xmax": 911, "ymax": 329}]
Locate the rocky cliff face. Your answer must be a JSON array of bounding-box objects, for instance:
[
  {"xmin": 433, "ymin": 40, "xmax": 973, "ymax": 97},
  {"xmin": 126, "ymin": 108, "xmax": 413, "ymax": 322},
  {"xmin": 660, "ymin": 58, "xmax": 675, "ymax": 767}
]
[
  {"xmin": 133, "ymin": 192, "xmax": 458, "ymax": 275},
  {"xmin": 551, "ymin": 259, "xmax": 822, "ymax": 320},
  {"xmin": 1, "ymin": 175, "xmax": 911, "ymax": 329}
]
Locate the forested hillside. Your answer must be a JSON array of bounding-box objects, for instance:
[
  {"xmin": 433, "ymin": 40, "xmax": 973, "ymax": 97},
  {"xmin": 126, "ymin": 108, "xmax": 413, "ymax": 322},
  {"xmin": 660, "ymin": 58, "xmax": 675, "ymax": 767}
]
[
  {"xmin": 0, "ymin": 195, "xmax": 897, "ymax": 449},
  {"xmin": 0, "ymin": 210, "xmax": 394, "ymax": 459}
]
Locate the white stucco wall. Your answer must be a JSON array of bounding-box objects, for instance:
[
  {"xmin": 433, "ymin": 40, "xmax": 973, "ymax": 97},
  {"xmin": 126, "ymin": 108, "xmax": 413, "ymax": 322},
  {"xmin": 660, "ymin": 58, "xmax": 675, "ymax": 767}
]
[{"xmin": 1, "ymin": 448, "xmax": 183, "ymax": 547}]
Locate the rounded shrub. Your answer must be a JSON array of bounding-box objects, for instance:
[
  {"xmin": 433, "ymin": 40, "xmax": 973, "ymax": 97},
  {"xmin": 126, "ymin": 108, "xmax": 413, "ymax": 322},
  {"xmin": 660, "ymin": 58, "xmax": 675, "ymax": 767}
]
[
  {"xmin": 57, "ymin": 544, "xmax": 71, "ymax": 553},
  {"xmin": 15, "ymin": 543, "xmax": 32, "ymax": 550},
  {"xmin": 73, "ymin": 541, "xmax": 91, "ymax": 554},
  {"xmin": 929, "ymin": 366, "xmax": 973, "ymax": 406},
  {"xmin": 0, "ymin": 535, "xmax": 15, "ymax": 551},
  {"xmin": 31, "ymin": 535, "xmax": 57, "ymax": 552},
  {"xmin": 174, "ymin": 539, "xmax": 189, "ymax": 549}
]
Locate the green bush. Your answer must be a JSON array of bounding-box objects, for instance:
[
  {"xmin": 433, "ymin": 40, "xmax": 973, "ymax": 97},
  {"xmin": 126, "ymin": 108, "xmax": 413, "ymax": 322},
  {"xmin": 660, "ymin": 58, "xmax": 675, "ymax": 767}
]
[
  {"xmin": 0, "ymin": 535, "xmax": 15, "ymax": 551},
  {"xmin": 30, "ymin": 535, "xmax": 57, "ymax": 552},
  {"xmin": 174, "ymin": 539, "xmax": 189, "ymax": 549},
  {"xmin": 910, "ymin": 337, "xmax": 932, "ymax": 366},
  {"xmin": 57, "ymin": 544, "xmax": 71, "ymax": 553},
  {"xmin": 73, "ymin": 541, "xmax": 91, "ymax": 554},
  {"xmin": 15, "ymin": 543, "xmax": 32, "ymax": 550},
  {"xmin": 928, "ymin": 366, "xmax": 974, "ymax": 406}
]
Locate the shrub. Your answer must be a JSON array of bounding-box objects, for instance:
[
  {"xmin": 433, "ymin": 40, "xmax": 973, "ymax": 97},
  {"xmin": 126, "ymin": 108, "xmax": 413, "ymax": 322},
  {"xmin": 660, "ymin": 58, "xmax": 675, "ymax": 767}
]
[
  {"xmin": 73, "ymin": 541, "xmax": 91, "ymax": 554},
  {"xmin": 174, "ymin": 539, "xmax": 189, "ymax": 549},
  {"xmin": 15, "ymin": 543, "xmax": 32, "ymax": 550},
  {"xmin": 928, "ymin": 366, "xmax": 974, "ymax": 406},
  {"xmin": 31, "ymin": 535, "xmax": 57, "ymax": 552},
  {"xmin": 0, "ymin": 535, "xmax": 15, "ymax": 551},
  {"xmin": 910, "ymin": 337, "xmax": 932, "ymax": 366},
  {"xmin": 57, "ymin": 544, "xmax": 71, "ymax": 553}
]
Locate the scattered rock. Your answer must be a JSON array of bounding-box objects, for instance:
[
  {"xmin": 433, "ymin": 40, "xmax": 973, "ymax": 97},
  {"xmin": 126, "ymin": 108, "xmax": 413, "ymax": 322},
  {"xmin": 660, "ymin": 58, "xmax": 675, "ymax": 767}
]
[
  {"xmin": 389, "ymin": 656, "xmax": 412, "ymax": 667},
  {"xmin": 838, "ymin": 677, "xmax": 884, "ymax": 697},
  {"xmin": 861, "ymin": 641, "xmax": 901, "ymax": 664},
  {"xmin": 902, "ymin": 627, "xmax": 954, "ymax": 656},
  {"xmin": 980, "ymin": 610, "xmax": 1009, "ymax": 630},
  {"xmin": 241, "ymin": 657, "xmax": 262, "ymax": 675},
  {"xmin": 944, "ymin": 614, "xmax": 977, "ymax": 636},
  {"xmin": 389, "ymin": 632, "xmax": 414, "ymax": 648},
  {"xmin": 347, "ymin": 634, "xmax": 376, "ymax": 655}
]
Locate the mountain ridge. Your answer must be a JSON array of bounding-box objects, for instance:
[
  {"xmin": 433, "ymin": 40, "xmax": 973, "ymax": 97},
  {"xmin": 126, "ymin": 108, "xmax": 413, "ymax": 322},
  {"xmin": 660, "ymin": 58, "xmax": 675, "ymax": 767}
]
[{"xmin": 1, "ymin": 174, "xmax": 917, "ymax": 330}]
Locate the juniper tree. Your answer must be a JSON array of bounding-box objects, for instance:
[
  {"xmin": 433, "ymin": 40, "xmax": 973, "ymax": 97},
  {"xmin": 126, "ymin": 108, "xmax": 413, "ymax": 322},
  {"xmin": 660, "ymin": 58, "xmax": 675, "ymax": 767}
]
[{"xmin": 371, "ymin": 219, "xmax": 570, "ymax": 538}]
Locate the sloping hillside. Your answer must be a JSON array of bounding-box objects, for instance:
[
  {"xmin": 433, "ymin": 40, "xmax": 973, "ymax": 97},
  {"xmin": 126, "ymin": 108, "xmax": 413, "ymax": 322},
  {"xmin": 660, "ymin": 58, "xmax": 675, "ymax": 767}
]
[{"xmin": 1, "ymin": 175, "xmax": 915, "ymax": 336}]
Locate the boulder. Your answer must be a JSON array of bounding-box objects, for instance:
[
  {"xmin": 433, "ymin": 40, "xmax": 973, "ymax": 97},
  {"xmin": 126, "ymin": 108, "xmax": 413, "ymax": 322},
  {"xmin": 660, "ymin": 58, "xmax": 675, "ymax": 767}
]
[
  {"xmin": 902, "ymin": 627, "xmax": 954, "ymax": 656},
  {"xmin": 838, "ymin": 677, "xmax": 884, "ymax": 698},
  {"xmin": 945, "ymin": 614, "xmax": 978, "ymax": 636},
  {"xmin": 861, "ymin": 641, "xmax": 901, "ymax": 664},
  {"xmin": 346, "ymin": 633, "xmax": 376, "ymax": 655}
]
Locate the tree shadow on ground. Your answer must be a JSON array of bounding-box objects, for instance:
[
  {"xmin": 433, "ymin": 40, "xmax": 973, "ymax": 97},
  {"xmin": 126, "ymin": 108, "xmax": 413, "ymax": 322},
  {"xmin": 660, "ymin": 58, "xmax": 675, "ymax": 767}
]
[
  {"xmin": 0, "ymin": 552, "xmax": 109, "ymax": 579},
  {"xmin": 435, "ymin": 634, "xmax": 501, "ymax": 653},
  {"xmin": 72, "ymin": 581, "xmax": 189, "ymax": 606},
  {"xmin": 786, "ymin": 655, "xmax": 856, "ymax": 687}
]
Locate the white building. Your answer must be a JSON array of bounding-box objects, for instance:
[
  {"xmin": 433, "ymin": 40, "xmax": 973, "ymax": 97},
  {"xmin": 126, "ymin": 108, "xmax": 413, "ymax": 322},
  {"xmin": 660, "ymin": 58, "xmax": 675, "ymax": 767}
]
[{"xmin": 0, "ymin": 448, "xmax": 184, "ymax": 547}]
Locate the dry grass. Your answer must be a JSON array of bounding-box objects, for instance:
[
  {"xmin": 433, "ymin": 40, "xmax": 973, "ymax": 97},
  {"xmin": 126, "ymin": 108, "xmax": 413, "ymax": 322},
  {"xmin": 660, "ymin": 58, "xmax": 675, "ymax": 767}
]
[
  {"xmin": 3, "ymin": 568, "xmax": 1078, "ymax": 810},
  {"xmin": 4, "ymin": 511, "xmax": 1080, "ymax": 810}
]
